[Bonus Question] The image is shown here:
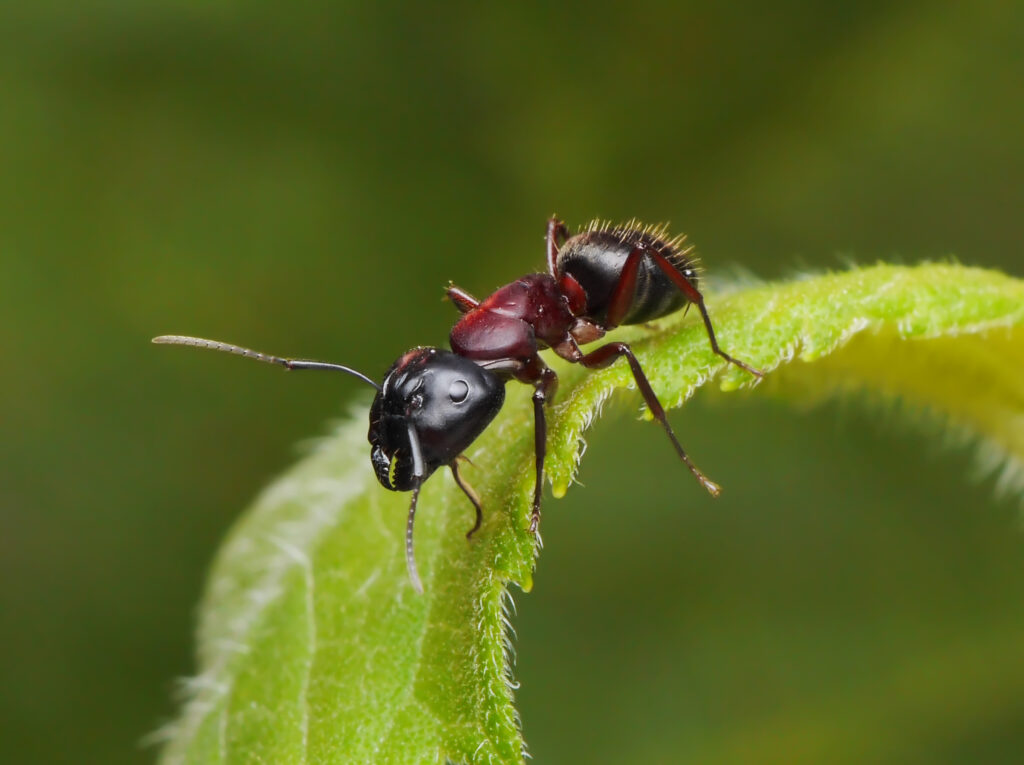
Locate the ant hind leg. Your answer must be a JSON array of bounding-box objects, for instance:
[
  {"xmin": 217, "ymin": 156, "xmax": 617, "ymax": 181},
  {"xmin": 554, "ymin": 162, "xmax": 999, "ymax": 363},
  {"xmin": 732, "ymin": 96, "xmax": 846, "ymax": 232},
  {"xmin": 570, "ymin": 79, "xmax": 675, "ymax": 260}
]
[{"xmin": 646, "ymin": 249, "xmax": 764, "ymax": 378}]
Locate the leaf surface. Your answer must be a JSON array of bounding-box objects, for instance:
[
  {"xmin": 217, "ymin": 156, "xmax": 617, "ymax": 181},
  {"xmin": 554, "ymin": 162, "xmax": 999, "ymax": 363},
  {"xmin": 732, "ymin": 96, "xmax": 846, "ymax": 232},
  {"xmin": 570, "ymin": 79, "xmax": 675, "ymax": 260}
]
[{"xmin": 160, "ymin": 263, "xmax": 1024, "ymax": 764}]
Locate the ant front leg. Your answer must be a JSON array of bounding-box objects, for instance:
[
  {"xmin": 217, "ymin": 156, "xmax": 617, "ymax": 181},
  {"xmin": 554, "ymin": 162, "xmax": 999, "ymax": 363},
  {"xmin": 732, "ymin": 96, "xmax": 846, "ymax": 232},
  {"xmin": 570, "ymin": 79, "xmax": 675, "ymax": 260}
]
[
  {"xmin": 450, "ymin": 459, "xmax": 484, "ymax": 539},
  {"xmin": 515, "ymin": 355, "xmax": 559, "ymax": 534},
  {"xmin": 446, "ymin": 283, "xmax": 480, "ymax": 314},
  {"xmin": 546, "ymin": 217, "xmax": 572, "ymax": 276},
  {"xmin": 577, "ymin": 341, "xmax": 722, "ymax": 498}
]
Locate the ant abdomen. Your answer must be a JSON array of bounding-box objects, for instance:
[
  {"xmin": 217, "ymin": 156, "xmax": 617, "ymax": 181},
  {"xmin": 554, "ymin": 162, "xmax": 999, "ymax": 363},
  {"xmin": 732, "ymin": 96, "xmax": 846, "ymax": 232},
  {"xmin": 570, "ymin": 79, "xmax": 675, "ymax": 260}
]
[{"xmin": 556, "ymin": 222, "xmax": 699, "ymax": 326}]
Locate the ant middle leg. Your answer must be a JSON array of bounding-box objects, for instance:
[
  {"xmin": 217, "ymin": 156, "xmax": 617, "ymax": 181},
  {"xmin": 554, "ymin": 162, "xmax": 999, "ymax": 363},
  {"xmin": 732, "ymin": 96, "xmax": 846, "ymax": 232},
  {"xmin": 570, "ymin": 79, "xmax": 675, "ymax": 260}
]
[{"xmin": 578, "ymin": 341, "xmax": 722, "ymax": 497}]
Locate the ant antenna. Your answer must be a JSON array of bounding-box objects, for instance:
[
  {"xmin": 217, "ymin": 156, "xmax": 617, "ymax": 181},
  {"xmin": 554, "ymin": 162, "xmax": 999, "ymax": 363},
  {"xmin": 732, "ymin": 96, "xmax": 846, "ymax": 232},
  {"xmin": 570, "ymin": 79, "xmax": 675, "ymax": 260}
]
[
  {"xmin": 404, "ymin": 422, "xmax": 426, "ymax": 594},
  {"xmin": 152, "ymin": 335, "xmax": 382, "ymax": 391},
  {"xmin": 405, "ymin": 485, "xmax": 424, "ymax": 594}
]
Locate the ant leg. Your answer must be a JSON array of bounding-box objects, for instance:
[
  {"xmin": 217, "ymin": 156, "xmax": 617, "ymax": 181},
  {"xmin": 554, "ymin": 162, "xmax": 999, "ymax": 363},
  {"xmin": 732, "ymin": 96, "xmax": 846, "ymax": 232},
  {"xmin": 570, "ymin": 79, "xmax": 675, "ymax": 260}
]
[
  {"xmin": 529, "ymin": 367, "xmax": 557, "ymax": 533},
  {"xmin": 515, "ymin": 356, "xmax": 559, "ymax": 533},
  {"xmin": 646, "ymin": 249, "xmax": 764, "ymax": 378},
  {"xmin": 450, "ymin": 459, "xmax": 484, "ymax": 538},
  {"xmin": 446, "ymin": 283, "xmax": 480, "ymax": 314},
  {"xmin": 578, "ymin": 341, "xmax": 721, "ymax": 497},
  {"xmin": 604, "ymin": 247, "xmax": 644, "ymax": 329},
  {"xmin": 546, "ymin": 217, "xmax": 572, "ymax": 276}
]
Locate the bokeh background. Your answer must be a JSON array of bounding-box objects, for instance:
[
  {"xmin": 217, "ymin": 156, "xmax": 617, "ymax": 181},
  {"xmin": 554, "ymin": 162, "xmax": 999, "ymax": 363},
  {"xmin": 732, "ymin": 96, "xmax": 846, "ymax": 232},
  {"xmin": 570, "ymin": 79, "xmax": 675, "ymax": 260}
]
[{"xmin": 2, "ymin": 2, "xmax": 1022, "ymax": 763}]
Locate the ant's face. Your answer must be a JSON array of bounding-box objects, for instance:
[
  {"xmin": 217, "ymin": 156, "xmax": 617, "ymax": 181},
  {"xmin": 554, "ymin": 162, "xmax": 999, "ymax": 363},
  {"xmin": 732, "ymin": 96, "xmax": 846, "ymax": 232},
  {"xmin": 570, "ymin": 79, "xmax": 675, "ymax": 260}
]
[{"xmin": 368, "ymin": 348, "xmax": 505, "ymax": 491}]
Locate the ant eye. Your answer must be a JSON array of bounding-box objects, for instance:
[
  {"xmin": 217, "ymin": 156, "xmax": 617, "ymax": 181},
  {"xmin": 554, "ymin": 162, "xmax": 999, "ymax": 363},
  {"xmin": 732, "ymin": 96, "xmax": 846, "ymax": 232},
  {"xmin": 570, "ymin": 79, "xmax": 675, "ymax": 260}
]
[{"xmin": 448, "ymin": 379, "xmax": 469, "ymax": 403}]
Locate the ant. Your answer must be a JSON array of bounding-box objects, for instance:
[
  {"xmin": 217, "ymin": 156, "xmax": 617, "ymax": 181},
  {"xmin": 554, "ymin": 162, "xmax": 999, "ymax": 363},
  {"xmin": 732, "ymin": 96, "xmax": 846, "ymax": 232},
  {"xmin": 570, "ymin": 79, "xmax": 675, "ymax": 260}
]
[{"xmin": 154, "ymin": 217, "xmax": 762, "ymax": 593}]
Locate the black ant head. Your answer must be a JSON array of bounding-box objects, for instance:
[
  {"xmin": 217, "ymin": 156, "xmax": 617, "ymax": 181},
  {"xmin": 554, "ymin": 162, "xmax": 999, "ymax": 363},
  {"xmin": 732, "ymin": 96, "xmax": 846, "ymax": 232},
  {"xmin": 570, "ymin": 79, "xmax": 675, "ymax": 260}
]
[
  {"xmin": 368, "ymin": 347, "xmax": 505, "ymax": 491},
  {"xmin": 151, "ymin": 335, "xmax": 505, "ymax": 594}
]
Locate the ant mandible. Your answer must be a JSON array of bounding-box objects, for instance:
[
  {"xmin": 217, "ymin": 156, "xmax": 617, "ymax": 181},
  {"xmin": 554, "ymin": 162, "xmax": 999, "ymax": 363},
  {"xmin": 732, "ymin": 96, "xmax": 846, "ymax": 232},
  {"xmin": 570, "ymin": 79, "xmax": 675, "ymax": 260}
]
[{"xmin": 154, "ymin": 217, "xmax": 762, "ymax": 593}]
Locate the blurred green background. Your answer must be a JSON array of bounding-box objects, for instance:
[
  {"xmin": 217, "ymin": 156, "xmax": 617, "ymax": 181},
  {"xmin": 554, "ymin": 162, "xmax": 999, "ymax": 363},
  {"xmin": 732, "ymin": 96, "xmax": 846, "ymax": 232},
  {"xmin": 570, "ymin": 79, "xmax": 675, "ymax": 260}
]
[{"xmin": 2, "ymin": 1, "xmax": 1022, "ymax": 763}]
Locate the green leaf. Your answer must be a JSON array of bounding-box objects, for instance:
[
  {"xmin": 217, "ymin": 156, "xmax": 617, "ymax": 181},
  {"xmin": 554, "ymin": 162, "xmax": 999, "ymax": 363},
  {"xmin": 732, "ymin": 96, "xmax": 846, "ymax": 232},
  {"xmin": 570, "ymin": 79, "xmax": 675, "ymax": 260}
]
[{"xmin": 159, "ymin": 263, "xmax": 1024, "ymax": 764}]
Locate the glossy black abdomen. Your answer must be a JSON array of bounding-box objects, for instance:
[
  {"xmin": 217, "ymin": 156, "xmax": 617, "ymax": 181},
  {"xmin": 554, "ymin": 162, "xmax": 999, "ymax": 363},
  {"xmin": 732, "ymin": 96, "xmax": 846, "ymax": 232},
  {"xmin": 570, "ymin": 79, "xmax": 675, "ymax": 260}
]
[{"xmin": 555, "ymin": 228, "xmax": 698, "ymax": 325}]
